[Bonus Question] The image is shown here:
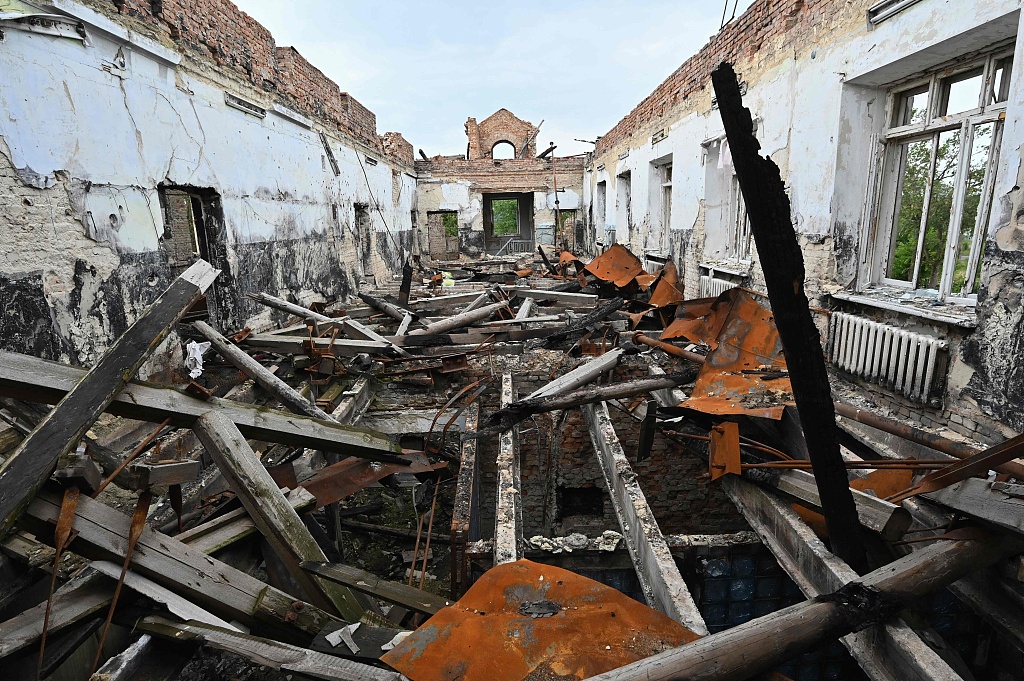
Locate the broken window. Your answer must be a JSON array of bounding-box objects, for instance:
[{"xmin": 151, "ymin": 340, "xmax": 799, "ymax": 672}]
[
  {"xmin": 661, "ymin": 163, "xmax": 673, "ymax": 234},
  {"xmin": 595, "ymin": 180, "xmax": 607, "ymax": 238},
  {"xmin": 873, "ymin": 49, "xmax": 1011, "ymax": 300}
]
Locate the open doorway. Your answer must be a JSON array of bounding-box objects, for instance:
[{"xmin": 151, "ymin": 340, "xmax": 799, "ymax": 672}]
[
  {"xmin": 483, "ymin": 192, "xmax": 533, "ymax": 254},
  {"xmin": 427, "ymin": 211, "xmax": 460, "ymax": 260},
  {"xmin": 157, "ymin": 184, "xmax": 226, "ymax": 323}
]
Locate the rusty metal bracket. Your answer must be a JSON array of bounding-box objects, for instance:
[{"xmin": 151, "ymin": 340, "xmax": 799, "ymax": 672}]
[
  {"xmin": 37, "ymin": 486, "xmax": 80, "ymax": 681},
  {"xmin": 709, "ymin": 422, "xmax": 742, "ymax": 481},
  {"xmin": 91, "ymin": 489, "xmax": 152, "ymax": 673}
]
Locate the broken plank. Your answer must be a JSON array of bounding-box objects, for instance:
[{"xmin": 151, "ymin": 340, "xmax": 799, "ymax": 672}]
[
  {"xmin": 0, "ymin": 350, "xmax": 401, "ymax": 462},
  {"xmin": 175, "ymin": 488, "xmax": 313, "ymax": 555},
  {"xmin": 194, "ymin": 411, "xmax": 363, "ymax": 621},
  {"xmin": 137, "ymin": 616, "xmax": 401, "ymax": 681},
  {"xmin": 494, "ymin": 373, "xmax": 522, "ymax": 566},
  {"xmin": 723, "ymin": 476, "xmax": 967, "ymax": 681},
  {"xmin": 743, "ymin": 467, "xmax": 912, "ymax": 541},
  {"xmin": 501, "ymin": 286, "xmax": 599, "ymax": 305},
  {"xmin": 587, "ymin": 528, "xmax": 1022, "ymax": 681},
  {"xmin": 19, "ymin": 485, "xmax": 341, "ymax": 639},
  {"xmin": 407, "ymin": 301, "xmax": 510, "ymax": 336},
  {"xmin": 407, "ymin": 291, "xmax": 485, "ymax": 311},
  {"xmin": 524, "ymin": 348, "xmax": 624, "ymax": 401},
  {"xmin": 359, "ymin": 293, "xmax": 415, "ymax": 322},
  {"xmin": 302, "ymin": 562, "xmax": 451, "ymax": 615},
  {"xmin": 240, "ymin": 334, "xmax": 392, "ymax": 356},
  {"xmin": 251, "ymin": 292, "xmax": 338, "ymax": 324},
  {"xmin": 196, "ymin": 320, "xmax": 333, "ymax": 420},
  {"xmin": 514, "ymin": 296, "xmax": 536, "ymax": 321},
  {"xmin": 0, "ymin": 260, "xmax": 218, "ymax": 536},
  {"xmin": 341, "ymin": 319, "xmax": 412, "ymax": 357},
  {"xmin": 582, "ymin": 401, "xmax": 708, "ymax": 635},
  {"xmin": 924, "ymin": 477, "xmax": 1024, "ymax": 536}
]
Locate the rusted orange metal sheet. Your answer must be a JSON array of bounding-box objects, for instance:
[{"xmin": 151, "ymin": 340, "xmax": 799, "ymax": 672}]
[
  {"xmin": 584, "ymin": 244, "xmax": 647, "ymax": 288},
  {"xmin": 647, "ymin": 261, "xmax": 684, "ymax": 309},
  {"xmin": 382, "ymin": 559, "xmax": 699, "ymax": 681},
  {"xmin": 665, "ymin": 289, "xmax": 794, "ymax": 419}
]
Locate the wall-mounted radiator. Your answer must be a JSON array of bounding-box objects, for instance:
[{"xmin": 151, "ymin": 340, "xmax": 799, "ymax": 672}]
[
  {"xmin": 828, "ymin": 312, "xmax": 948, "ymax": 403},
  {"xmin": 699, "ymin": 275, "xmax": 737, "ymax": 298}
]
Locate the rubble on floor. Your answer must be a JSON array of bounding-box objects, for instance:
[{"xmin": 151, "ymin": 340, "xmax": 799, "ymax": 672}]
[{"xmin": 0, "ymin": 241, "xmax": 1022, "ymax": 681}]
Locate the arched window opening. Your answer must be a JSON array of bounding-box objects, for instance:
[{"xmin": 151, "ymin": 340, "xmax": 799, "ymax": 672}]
[{"xmin": 491, "ymin": 141, "xmax": 516, "ymax": 159}]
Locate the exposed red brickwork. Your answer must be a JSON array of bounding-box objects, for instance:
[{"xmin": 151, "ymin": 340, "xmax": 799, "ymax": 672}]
[
  {"xmin": 466, "ymin": 109, "xmax": 540, "ymax": 160},
  {"xmin": 275, "ymin": 47, "xmax": 380, "ymax": 150},
  {"xmin": 102, "ymin": 0, "xmax": 390, "ymax": 153},
  {"xmin": 381, "ymin": 132, "xmax": 414, "ymax": 168},
  {"xmin": 416, "ymin": 156, "xmax": 586, "ymax": 193},
  {"xmin": 596, "ymin": 0, "xmax": 833, "ymax": 156}
]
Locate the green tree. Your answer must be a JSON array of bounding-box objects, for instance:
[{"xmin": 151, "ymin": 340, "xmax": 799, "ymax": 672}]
[{"xmin": 492, "ymin": 199, "xmax": 519, "ymax": 236}]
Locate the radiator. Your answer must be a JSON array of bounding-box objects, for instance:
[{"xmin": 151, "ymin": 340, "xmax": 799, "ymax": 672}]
[
  {"xmin": 699, "ymin": 275, "xmax": 736, "ymax": 298},
  {"xmin": 828, "ymin": 312, "xmax": 948, "ymax": 403}
]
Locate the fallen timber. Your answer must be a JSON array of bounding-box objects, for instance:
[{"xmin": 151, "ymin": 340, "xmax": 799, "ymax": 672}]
[
  {"xmin": 0, "ymin": 350, "xmax": 405, "ymax": 462},
  {"xmin": 479, "ymin": 370, "xmax": 699, "ymax": 435},
  {"xmin": 585, "ymin": 529, "xmax": 1024, "ymax": 681},
  {"xmin": 0, "ymin": 260, "xmax": 219, "ymax": 537}
]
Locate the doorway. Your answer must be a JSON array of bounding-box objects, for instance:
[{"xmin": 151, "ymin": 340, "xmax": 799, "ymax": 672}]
[{"xmin": 483, "ymin": 192, "xmax": 533, "ymax": 254}]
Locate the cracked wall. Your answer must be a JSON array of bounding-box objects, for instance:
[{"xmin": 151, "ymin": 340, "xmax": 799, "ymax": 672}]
[{"xmin": 0, "ymin": 0, "xmax": 414, "ymax": 368}]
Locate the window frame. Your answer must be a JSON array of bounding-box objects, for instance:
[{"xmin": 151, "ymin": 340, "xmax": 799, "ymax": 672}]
[{"xmin": 870, "ymin": 48, "xmax": 1011, "ymax": 303}]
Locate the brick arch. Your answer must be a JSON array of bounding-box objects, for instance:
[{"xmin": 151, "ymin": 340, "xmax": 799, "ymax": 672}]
[{"xmin": 466, "ymin": 108, "xmax": 539, "ymax": 160}]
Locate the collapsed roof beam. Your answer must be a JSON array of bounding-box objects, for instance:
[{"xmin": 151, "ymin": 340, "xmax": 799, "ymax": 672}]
[
  {"xmin": 493, "ymin": 373, "xmax": 522, "ymax": 565},
  {"xmin": 582, "ymin": 401, "xmax": 708, "ymax": 635}
]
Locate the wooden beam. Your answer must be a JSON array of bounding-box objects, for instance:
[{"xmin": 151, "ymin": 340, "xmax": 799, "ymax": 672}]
[
  {"xmin": 19, "ymin": 485, "xmax": 341, "ymax": 638},
  {"xmin": 301, "ymin": 562, "xmax": 451, "ymax": 615},
  {"xmin": 514, "ymin": 296, "xmax": 536, "ymax": 321},
  {"xmin": 586, "ymin": 529, "xmax": 1021, "ymax": 681},
  {"xmin": 407, "ymin": 291, "xmax": 484, "ymax": 311},
  {"xmin": 451, "ymin": 402, "xmax": 479, "ymax": 598},
  {"xmin": 250, "ymin": 292, "xmax": 337, "ymax": 324},
  {"xmin": 194, "ymin": 411, "xmax": 363, "ymax": 621},
  {"xmin": 712, "ymin": 62, "xmax": 865, "ymax": 572},
  {"xmin": 240, "ymin": 334, "xmax": 391, "ymax": 356},
  {"xmin": 743, "ymin": 467, "xmax": 911, "ymax": 541},
  {"xmin": 0, "ymin": 351, "xmax": 400, "ymax": 461},
  {"xmin": 501, "ymin": 286, "xmax": 599, "ymax": 305},
  {"xmin": 493, "ymin": 374, "xmax": 522, "ymax": 566},
  {"xmin": 524, "ymin": 348, "xmax": 624, "ymax": 400},
  {"xmin": 541, "ymin": 296, "xmax": 624, "ymax": 349},
  {"xmin": 137, "ymin": 616, "xmax": 401, "ymax": 681},
  {"xmin": 407, "ymin": 301, "xmax": 510, "ymax": 336},
  {"xmin": 481, "ymin": 370, "xmax": 698, "ymax": 435},
  {"xmin": 175, "ymin": 488, "xmax": 313, "ymax": 554},
  {"xmin": 195, "ymin": 321, "xmax": 334, "ymax": 420},
  {"xmin": 359, "ymin": 293, "xmax": 414, "ymax": 323},
  {"xmin": 723, "ymin": 476, "xmax": 966, "ymax": 681},
  {"xmin": 341, "ymin": 319, "xmax": 412, "ymax": 358},
  {"xmin": 582, "ymin": 401, "xmax": 708, "ymax": 635},
  {"xmin": 0, "ymin": 261, "xmax": 218, "ymax": 536}
]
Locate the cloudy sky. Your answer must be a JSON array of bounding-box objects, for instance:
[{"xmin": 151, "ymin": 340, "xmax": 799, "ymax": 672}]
[{"xmin": 237, "ymin": 0, "xmax": 756, "ymax": 157}]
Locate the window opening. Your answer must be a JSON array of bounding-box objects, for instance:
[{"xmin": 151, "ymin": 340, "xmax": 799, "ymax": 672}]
[
  {"xmin": 492, "ymin": 141, "xmax": 516, "ymax": 160},
  {"xmin": 491, "ymin": 198, "xmax": 520, "ymax": 236},
  {"xmin": 872, "ymin": 50, "xmax": 1010, "ymax": 301},
  {"xmin": 661, "ymin": 163, "xmax": 673, "ymax": 233}
]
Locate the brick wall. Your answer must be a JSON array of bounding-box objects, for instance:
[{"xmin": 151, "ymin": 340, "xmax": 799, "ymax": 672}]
[
  {"xmin": 101, "ymin": 0, "xmax": 389, "ymax": 152},
  {"xmin": 416, "ymin": 156, "xmax": 586, "ymax": 193},
  {"xmin": 467, "ymin": 109, "xmax": 539, "ymax": 160},
  {"xmin": 381, "ymin": 132, "xmax": 414, "ymax": 168},
  {"xmin": 595, "ymin": 0, "xmax": 856, "ymax": 157}
]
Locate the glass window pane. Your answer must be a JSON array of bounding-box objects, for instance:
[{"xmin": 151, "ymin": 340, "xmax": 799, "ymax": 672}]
[
  {"xmin": 953, "ymin": 123, "xmax": 995, "ymax": 293},
  {"xmin": 916, "ymin": 130, "xmax": 962, "ymax": 289},
  {"xmin": 886, "ymin": 139, "xmax": 932, "ymax": 281},
  {"xmin": 990, "ymin": 56, "xmax": 1013, "ymax": 104},
  {"xmin": 940, "ymin": 68, "xmax": 984, "ymax": 116},
  {"xmin": 893, "ymin": 85, "xmax": 929, "ymax": 126}
]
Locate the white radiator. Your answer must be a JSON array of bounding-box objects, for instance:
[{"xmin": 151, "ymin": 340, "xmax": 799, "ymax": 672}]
[
  {"xmin": 828, "ymin": 312, "xmax": 948, "ymax": 403},
  {"xmin": 699, "ymin": 275, "xmax": 736, "ymax": 298}
]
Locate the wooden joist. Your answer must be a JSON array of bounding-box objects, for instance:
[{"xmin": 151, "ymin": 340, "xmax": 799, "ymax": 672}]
[
  {"xmin": 19, "ymin": 485, "xmax": 341, "ymax": 638},
  {"xmin": 723, "ymin": 476, "xmax": 967, "ymax": 681},
  {"xmin": 0, "ymin": 260, "xmax": 218, "ymax": 536},
  {"xmin": 241, "ymin": 334, "xmax": 391, "ymax": 356},
  {"xmin": 341, "ymin": 319, "xmax": 412, "ymax": 358},
  {"xmin": 301, "ymin": 562, "xmax": 451, "ymax": 615},
  {"xmin": 450, "ymin": 402, "xmax": 480, "ymax": 599},
  {"xmin": 524, "ymin": 348, "xmax": 624, "ymax": 400},
  {"xmin": 137, "ymin": 616, "xmax": 401, "ymax": 681},
  {"xmin": 0, "ymin": 351, "xmax": 403, "ymax": 462},
  {"xmin": 193, "ymin": 411, "xmax": 364, "ymax": 621},
  {"xmin": 500, "ymin": 286, "xmax": 599, "ymax": 305},
  {"xmin": 493, "ymin": 374, "xmax": 522, "ymax": 566},
  {"xmin": 582, "ymin": 401, "xmax": 708, "ymax": 635},
  {"xmin": 407, "ymin": 301, "xmax": 510, "ymax": 336}
]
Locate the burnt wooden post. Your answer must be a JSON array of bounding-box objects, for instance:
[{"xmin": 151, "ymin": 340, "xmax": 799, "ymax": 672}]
[{"xmin": 711, "ymin": 62, "xmax": 866, "ymax": 572}]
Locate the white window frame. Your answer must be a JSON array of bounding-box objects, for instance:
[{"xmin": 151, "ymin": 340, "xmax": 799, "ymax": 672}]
[{"xmin": 869, "ymin": 48, "xmax": 1012, "ymax": 304}]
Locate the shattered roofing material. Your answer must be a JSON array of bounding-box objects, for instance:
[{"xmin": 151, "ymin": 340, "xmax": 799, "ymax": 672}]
[
  {"xmin": 665, "ymin": 289, "xmax": 794, "ymax": 419},
  {"xmin": 584, "ymin": 244, "xmax": 647, "ymax": 289},
  {"xmin": 381, "ymin": 559, "xmax": 700, "ymax": 681}
]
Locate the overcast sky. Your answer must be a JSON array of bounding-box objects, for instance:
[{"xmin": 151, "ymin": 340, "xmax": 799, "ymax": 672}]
[{"xmin": 236, "ymin": 0, "xmax": 756, "ymax": 157}]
